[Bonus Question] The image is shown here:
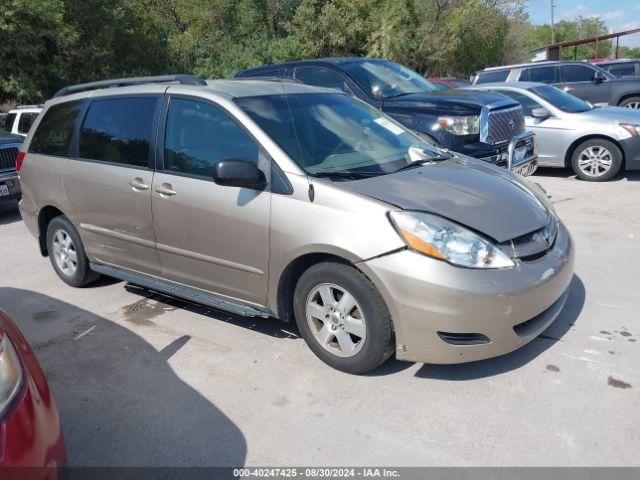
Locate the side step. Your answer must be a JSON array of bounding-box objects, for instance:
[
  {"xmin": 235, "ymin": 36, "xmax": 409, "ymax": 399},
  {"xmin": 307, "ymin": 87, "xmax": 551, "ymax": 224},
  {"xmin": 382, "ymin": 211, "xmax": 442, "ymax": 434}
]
[{"xmin": 90, "ymin": 263, "xmax": 271, "ymax": 318}]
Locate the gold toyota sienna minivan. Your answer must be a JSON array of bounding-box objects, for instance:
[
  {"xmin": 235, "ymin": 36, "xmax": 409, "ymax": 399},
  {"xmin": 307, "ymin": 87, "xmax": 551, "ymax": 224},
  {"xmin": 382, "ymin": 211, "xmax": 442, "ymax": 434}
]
[{"xmin": 18, "ymin": 75, "xmax": 574, "ymax": 374}]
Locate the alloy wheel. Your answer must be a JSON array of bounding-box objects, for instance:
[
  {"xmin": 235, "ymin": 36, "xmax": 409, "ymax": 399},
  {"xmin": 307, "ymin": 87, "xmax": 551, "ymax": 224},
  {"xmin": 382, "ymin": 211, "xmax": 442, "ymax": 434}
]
[
  {"xmin": 623, "ymin": 101, "xmax": 640, "ymax": 109},
  {"xmin": 577, "ymin": 145, "xmax": 613, "ymax": 178},
  {"xmin": 52, "ymin": 229, "xmax": 78, "ymax": 276},
  {"xmin": 305, "ymin": 283, "xmax": 367, "ymax": 358}
]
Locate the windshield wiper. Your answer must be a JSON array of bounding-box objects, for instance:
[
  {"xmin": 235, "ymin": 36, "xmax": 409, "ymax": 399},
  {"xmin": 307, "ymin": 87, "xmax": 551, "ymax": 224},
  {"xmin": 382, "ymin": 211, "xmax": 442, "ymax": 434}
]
[{"xmin": 393, "ymin": 154, "xmax": 450, "ymax": 172}]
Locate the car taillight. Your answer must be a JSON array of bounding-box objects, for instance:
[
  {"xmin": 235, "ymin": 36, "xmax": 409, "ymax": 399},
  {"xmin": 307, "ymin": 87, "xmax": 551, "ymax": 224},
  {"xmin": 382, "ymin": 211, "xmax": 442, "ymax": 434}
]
[{"xmin": 16, "ymin": 151, "xmax": 26, "ymax": 172}]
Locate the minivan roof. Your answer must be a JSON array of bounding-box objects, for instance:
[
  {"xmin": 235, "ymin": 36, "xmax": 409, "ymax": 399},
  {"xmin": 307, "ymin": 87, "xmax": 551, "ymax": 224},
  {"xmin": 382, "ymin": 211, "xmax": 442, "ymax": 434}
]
[
  {"xmin": 46, "ymin": 78, "xmax": 338, "ymax": 106},
  {"xmin": 480, "ymin": 60, "xmax": 589, "ymax": 72}
]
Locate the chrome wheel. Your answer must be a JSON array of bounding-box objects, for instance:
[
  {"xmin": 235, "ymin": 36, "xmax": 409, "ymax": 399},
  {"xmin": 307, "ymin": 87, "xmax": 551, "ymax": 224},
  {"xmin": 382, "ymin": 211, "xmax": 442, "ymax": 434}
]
[
  {"xmin": 305, "ymin": 283, "xmax": 366, "ymax": 358},
  {"xmin": 577, "ymin": 145, "xmax": 613, "ymax": 178},
  {"xmin": 624, "ymin": 101, "xmax": 640, "ymax": 109},
  {"xmin": 52, "ymin": 229, "xmax": 78, "ymax": 277}
]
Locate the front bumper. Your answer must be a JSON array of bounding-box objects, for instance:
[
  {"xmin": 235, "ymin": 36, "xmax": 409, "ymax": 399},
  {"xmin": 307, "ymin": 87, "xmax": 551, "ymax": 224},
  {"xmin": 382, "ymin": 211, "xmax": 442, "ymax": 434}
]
[
  {"xmin": 619, "ymin": 136, "xmax": 640, "ymax": 170},
  {"xmin": 507, "ymin": 131, "xmax": 538, "ymax": 176},
  {"xmin": 0, "ymin": 170, "xmax": 21, "ymax": 202},
  {"xmin": 0, "ymin": 311, "xmax": 67, "ymax": 472},
  {"xmin": 458, "ymin": 132, "xmax": 538, "ymax": 176},
  {"xmin": 359, "ymin": 222, "xmax": 574, "ymax": 364}
]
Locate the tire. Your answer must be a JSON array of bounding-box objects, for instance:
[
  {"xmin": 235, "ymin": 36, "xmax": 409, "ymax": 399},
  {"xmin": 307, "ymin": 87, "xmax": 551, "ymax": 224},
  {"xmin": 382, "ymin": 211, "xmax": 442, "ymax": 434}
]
[
  {"xmin": 618, "ymin": 96, "xmax": 640, "ymax": 109},
  {"xmin": 293, "ymin": 262, "xmax": 394, "ymax": 374},
  {"xmin": 571, "ymin": 138, "xmax": 623, "ymax": 182},
  {"xmin": 46, "ymin": 216, "xmax": 100, "ymax": 287}
]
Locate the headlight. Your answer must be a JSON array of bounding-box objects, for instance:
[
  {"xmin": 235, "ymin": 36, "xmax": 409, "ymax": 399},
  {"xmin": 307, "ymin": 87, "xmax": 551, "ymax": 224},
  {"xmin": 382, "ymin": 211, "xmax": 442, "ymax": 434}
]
[
  {"xmin": 0, "ymin": 332, "xmax": 23, "ymax": 416},
  {"xmin": 618, "ymin": 123, "xmax": 640, "ymax": 138},
  {"xmin": 438, "ymin": 115, "xmax": 480, "ymax": 135},
  {"xmin": 390, "ymin": 211, "xmax": 515, "ymax": 268}
]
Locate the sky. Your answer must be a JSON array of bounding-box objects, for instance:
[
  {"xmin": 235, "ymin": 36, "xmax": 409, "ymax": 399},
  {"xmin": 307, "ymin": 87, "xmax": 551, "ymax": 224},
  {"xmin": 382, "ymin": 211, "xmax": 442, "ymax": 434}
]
[{"xmin": 525, "ymin": 0, "xmax": 640, "ymax": 47}]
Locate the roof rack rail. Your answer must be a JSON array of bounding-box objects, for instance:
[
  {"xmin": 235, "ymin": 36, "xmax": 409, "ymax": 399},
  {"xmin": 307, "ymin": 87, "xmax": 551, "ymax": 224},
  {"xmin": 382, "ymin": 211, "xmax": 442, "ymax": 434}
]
[
  {"xmin": 53, "ymin": 74, "xmax": 207, "ymax": 98},
  {"xmin": 227, "ymin": 77, "xmax": 302, "ymax": 84},
  {"xmin": 15, "ymin": 104, "xmax": 44, "ymax": 109}
]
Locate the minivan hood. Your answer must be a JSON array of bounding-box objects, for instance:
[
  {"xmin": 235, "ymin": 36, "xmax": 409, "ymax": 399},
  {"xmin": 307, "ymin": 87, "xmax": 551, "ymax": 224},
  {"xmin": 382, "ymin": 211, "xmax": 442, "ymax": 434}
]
[
  {"xmin": 335, "ymin": 159, "xmax": 549, "ymax": 243},
  {"xmin": 382, "ymin": 90, "xmax": 516, "ymax": 115}
]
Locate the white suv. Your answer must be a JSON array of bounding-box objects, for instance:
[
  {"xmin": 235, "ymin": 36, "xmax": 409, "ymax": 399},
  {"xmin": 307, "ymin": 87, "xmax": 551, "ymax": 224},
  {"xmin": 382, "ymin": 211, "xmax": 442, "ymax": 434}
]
[{"xmin": 2, "ymin": 105, "xmax": 42, "ymax": 138}]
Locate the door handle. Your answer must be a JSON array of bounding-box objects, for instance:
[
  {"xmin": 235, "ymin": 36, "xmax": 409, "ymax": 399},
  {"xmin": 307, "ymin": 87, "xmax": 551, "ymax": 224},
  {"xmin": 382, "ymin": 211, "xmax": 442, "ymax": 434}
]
[
  {"xmin": 129, "ymin": 178, "xmax": 149, "ymax": 190},
  {"xmin": 155, "ymin": 184, "xmax": 176, "ymax": 196}
]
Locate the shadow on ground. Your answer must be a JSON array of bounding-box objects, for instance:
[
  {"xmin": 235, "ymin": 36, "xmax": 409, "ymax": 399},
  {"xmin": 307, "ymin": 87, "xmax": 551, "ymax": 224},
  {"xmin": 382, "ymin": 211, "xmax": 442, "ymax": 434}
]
[
  {"xmin": 534, "ymin": 167, "xmax": 640, "ymax": 182},
  {"xmin": 0, "ymin": 287, "xmax": 247, "ymax": 467},
  {"xmin": 414, "ymin": 274, "xmax": 586, "ymax": 381},
  {"xmin": 0, "ymin": 199, "xmax": 21, "ymax": 226},
  {"xmin": 124, "ymin": 284, "xmax": 299, "ymax": 340}
]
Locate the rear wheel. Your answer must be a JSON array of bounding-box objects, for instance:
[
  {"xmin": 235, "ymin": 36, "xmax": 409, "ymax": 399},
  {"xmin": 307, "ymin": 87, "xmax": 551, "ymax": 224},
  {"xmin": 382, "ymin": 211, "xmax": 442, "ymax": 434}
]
[
  {"xmin": 293, "ymin": 262, "xmax": 394, "ymax": 374},
  {"xmin": 47, "ymin": 216, "xmax": 100, "ymax": 287},
  {"xmin": 571, "ymin": 139, "xmax": 622, "ymax": 182},
  {"xmin": 619, "ymin": 96, "xmax": 640, "ymax": 109}
]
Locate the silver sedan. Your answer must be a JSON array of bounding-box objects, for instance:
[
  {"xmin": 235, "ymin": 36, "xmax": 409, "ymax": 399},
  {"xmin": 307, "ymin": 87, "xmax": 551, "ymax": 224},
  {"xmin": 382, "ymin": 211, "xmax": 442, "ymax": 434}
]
[{"xmin": 468, "ymin": 82, "xmax": 640, "ymax": 181}]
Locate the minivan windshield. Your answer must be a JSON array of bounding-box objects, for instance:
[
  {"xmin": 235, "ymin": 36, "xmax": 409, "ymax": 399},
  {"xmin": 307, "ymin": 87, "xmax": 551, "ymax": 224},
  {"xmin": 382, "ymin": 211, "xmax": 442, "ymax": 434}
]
[
  {"xmin": 531, "ymin": 85, "xmax": 592, "ymax": 113},
  {"xmin": 235, "ymin": 93, "xmax": 445, "ymax": 177},
  {"xmin": 341, "ymin": 60, "xmax": 439, "ymax": 99}
]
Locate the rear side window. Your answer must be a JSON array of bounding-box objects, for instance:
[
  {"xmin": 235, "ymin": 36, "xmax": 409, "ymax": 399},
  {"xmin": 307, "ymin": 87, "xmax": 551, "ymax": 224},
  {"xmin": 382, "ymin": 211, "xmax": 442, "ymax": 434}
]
[
  {"xmin": 604, "ymin": 64, "xmax": 636, "ymax": 77},
  {"xmin": 294, "ymin": 66, "xmax": 352, "ymax": 93},
  {"xmin": 560, "ymin": 65, "xmax": 595, "ymax": 82},
  {"xmin": 29, "ymin": 102, "xmax": 83, "ymax": 156},
  {"xmin": 475, "ymin": 70, "xmax": 509, "ymax": 84},
  {"xmin": 79, "ymin": 97, "xmax": 157, "ymax": 168},
  {"xmin": 3, "ymin": 113, "xmax": 16, "ymax": 132},
  {"xmin": 164, "ymin": 98, "xmax": 259, "ymax": 177},
  {"xmin": 520, "ymin": 66, "xmax": 558, "ymax": 83},
  {"xmin": 18, "ymin": 112, "xmax": 38, "ymax": 135}
]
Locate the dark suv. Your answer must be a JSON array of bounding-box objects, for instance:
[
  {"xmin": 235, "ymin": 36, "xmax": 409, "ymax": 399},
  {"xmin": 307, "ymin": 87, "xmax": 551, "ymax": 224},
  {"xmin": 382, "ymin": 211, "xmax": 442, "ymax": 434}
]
[
  {"xmin": 236, "ymin": 58, "xmax": 537, "ymax": 174},
  {"xmin": 473, "ymin": 60, "xmax": 640, "ymax": 109},
  {"xmin": 0, "ymin": 126, "xmax": 22, "ymax": 202}
]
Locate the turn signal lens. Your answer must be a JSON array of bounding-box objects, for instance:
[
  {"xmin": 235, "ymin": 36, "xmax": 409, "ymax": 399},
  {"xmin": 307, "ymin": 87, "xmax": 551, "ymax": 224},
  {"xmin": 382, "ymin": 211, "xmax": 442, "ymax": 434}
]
[
  {"xmin": 16, "ymin": 151, "xmax": 27, "ymax": 172},
  {"xmin": 619, "ymin": 123, "xmax": 640, "ymax": 137}
]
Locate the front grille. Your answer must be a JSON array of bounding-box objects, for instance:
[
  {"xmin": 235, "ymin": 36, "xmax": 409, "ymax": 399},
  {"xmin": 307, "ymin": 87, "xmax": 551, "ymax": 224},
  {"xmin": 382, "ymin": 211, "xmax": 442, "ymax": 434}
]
[
  {"xmin": 502, "ymin": 217, "xmax": 558, "ymax": 261},
  {"xmin": 0, "ymin": 146, "xmax": 19, "ymax": 171},
  {"xmin": 484, "ymin": 106, "xmax": 525, "ymax": 145},
  {"xmin": 513, "ymin": 290, "xmax": 569, "ymax": 338}
]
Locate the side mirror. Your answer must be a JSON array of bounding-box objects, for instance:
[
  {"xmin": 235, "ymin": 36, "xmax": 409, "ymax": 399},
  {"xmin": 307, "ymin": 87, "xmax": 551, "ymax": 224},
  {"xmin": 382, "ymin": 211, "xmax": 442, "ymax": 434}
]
[
  {"xmin": 593, "ymin": 72, "xmax": 605, "ymax": 84},
  {"xmin": 531, "ymin": 107, "xmax": 551, "ymax": 119},
  {"xmin": 212, "ymin": 158, "xmax": 266, "ymax": 189}
]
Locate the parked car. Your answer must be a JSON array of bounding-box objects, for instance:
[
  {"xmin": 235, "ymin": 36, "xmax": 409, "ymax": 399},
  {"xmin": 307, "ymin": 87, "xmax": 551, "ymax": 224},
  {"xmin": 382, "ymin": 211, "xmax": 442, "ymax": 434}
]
[
  {"xmin": 0, "ymin": 309, "xmax": 67, "ymax": 472},
  {"xmin": 0, "ymin": 126, "xmax": 22, "ymax": 202},
  {"xmin": 467, "ymin": 82, "xmax": 640, "ymax": 181},
  {"xmin": 1, "ymin": 105, "xmax": 42, "ymax": 139},
  {"xmin": 18, "ymin": 75, "xmax": 574, "ymax": 374},
  {"xmin": 236, "ymin": 58, "xmax": 537, "ymax": 175},
  {"xmin": 593, "ymin": 59, "xmax": 640, "ymax": 79},
  {"xmin": 472, "ymin": 60, "xmax": 640, "ymax": 109}
]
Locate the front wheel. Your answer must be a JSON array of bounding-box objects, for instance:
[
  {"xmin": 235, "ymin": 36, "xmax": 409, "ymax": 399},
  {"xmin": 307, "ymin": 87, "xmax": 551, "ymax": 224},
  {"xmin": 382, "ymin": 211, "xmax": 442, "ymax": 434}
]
[
  {"xmin": 293, "ymin": 262, "xmax": 394, "ymax": 374},
  {"xmin": 619, "ymin": 96, "xmax": 640, "ymax": 109},
  {"xmin": 571, "ymin": 139, "xmax": 622, "ymax": 182}
]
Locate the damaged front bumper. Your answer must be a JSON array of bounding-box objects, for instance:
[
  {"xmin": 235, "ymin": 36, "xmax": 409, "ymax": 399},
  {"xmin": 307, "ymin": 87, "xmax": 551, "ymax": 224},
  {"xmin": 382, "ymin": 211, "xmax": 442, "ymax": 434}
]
[{"xmin": 508, "ymin": 131, "xmax": 538, "ymax": 176}]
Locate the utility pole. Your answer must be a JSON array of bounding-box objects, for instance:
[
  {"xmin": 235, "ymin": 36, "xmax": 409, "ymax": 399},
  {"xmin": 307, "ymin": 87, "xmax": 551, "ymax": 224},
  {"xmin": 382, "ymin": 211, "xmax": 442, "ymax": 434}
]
[{"xmin": 550, "ymin": 0, "xmax": 556, "ymax": 44}]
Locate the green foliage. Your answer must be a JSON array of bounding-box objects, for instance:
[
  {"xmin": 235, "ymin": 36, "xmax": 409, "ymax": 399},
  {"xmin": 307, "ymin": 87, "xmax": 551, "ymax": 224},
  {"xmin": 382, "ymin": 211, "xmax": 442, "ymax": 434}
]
[
  {"xmin": 529, "ymin": 16, "xmax": 613, "ymax": 60},
  {"xmin": 2, "ymin": 0, "xmax": 639, "ymax": 105}
]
